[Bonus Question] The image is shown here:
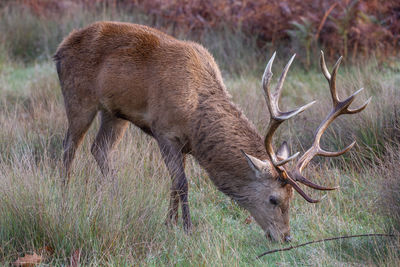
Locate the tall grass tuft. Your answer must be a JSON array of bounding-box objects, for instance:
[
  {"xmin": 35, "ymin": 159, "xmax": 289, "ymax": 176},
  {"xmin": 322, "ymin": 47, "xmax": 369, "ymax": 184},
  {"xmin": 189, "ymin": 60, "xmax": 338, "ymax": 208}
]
[{"xmin": 376, "ymin": 145, "xmax": 400, "ymax": 232}]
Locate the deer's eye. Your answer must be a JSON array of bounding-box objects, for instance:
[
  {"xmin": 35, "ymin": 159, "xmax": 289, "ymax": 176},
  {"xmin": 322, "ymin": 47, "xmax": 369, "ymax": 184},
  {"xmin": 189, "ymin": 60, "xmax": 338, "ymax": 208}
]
[{"xmin": 269, "ymin": 196, "xmax": 279, "ymax": 205}]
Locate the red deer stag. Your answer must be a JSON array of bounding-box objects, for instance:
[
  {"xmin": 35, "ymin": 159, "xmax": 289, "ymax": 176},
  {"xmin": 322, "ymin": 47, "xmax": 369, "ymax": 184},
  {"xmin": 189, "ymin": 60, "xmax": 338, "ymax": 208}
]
[{"xmin": 54, "ymin": 22, "xmax": 370, "ymax": 242}]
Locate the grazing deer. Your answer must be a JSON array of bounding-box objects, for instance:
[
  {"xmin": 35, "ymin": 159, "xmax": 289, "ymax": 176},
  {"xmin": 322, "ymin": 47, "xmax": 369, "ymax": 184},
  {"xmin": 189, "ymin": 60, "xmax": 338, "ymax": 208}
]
[{"xmin": 54, "ymin": 21, "xmax": 370, "ymax": 242}]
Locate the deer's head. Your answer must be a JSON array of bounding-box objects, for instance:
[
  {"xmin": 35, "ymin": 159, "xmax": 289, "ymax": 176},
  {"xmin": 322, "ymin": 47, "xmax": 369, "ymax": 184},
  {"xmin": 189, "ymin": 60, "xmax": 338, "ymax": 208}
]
[{"xmin": 241, "ymin": 51, "xmax": 370, "ymax": 242}]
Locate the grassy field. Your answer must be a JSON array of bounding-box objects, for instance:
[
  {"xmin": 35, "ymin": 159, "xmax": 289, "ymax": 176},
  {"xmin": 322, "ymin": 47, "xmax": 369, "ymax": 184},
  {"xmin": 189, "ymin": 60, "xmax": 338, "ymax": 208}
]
[
  {"xmin": 0, "ymin": 4, "xmax": 399, "ymax": 266},
  {"xmin": 0, "ymin": 54, "xmax": 399, "ymax": 266}
]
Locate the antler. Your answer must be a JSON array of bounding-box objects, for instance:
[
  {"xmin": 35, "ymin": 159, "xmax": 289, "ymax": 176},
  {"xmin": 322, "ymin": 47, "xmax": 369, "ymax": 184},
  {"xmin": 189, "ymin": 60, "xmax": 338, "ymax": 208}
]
[
  {"xmin": 290, "ymin": 51, "xmax": 371, "ymax": 200},
  {"xmin": 261, "ymin": 51, "xmax": 370, "ymax": 203},
  {"xmin": 262, "ymin": 52, "xmax": 315, "ymax": 166}
]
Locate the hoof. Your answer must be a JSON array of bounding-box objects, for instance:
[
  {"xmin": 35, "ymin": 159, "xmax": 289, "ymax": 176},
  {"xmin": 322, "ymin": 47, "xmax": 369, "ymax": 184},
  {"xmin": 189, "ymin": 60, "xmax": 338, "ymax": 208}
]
[
  {"xmin": 164, "ymin": 214, "xmax": 178, "ymax": 227},
  {"xmin": 183, "ymin": 221, "xmax": 193, "ymax": 234}
]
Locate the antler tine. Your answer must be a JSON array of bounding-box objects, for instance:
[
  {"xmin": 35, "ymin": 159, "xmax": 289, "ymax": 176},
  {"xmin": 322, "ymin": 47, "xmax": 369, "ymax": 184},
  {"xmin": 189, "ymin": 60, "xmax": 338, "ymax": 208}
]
[
  {"xmin": 346, "ymin": 97, "xmax": 372, "ymax": 114},
  {"xmin": 345, "ymin": 88, "xmax": 372, "ymax": 114},
  {"xmin": 262, "ymin": 52, "xmax": 315, "ymax": 166},
  {"xmin": 294, "ymin": 172, "xmax": 339, "ymax": 191},
  {"xmin": 292, "ymin": 52, "xmax": 370, "ymax": 192},
  {"xmin": 318, "ymin": 141, "xmax": 355, "ymax": 158},
  {"xmin": 320, "ymin": 51, "xmax": 331, "ymax": 81},
  {"xmin": 262, "ymin": 52, "xmax": 277, "ymax": 117},
  {"xmin": 320, "ymin": 51, "xmax": 341, "ymax": 105},
  {"xmin": 275, "ymin": 54, "xmax": 296, "ymax": 102},
  {"xmin": 282, "ymin": 171, "xmax": 323, "ymax": 203},
  {"xmin": 329, "ymin": 56, "xmax": 342, "ymax": 105}
]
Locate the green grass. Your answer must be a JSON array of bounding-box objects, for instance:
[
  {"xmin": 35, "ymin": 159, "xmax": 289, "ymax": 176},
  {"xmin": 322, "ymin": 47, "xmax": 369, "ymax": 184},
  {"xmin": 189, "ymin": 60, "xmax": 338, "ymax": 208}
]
[{"xmin": 0, "ymin": 55, "xmax": 399, "ymax": 266}]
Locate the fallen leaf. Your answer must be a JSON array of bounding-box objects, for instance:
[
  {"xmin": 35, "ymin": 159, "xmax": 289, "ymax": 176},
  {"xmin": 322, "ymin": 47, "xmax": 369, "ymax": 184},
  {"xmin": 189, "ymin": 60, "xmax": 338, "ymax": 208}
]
[
  {"xmin": 68, "ymin": 249, "xmax": 81, "ymax": 267},
  {"xmin": 13, "ymin": 252, "xmax": 42, "ymax": 267},
  {"xmin": 38, "ymin": 246, "xmax": 54, "ymax": 257},
  {"xmin": 244, "ymin": 215, "xmax": 253, "ymax": 224}
]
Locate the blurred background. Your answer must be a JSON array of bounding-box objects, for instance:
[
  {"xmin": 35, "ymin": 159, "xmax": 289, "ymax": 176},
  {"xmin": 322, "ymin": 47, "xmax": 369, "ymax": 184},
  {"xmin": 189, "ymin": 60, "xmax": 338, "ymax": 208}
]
[{"xmin": 0, "ymin": 0, "xmax": 399, "ymax": 70}]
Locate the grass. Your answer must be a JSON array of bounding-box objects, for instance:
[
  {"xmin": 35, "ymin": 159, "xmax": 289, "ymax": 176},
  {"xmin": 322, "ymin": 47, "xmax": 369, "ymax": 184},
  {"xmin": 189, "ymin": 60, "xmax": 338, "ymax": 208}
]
[{"xmin": 0, "ymin": 53, "xmax": 399, "ymax": 265}]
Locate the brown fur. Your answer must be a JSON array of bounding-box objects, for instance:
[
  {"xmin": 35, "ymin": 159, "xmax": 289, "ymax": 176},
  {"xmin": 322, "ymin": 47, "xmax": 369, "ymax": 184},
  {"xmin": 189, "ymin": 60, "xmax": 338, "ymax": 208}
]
[{"xmin": 54, "ymin": 21, "xmax": 292, "ymax": 240}]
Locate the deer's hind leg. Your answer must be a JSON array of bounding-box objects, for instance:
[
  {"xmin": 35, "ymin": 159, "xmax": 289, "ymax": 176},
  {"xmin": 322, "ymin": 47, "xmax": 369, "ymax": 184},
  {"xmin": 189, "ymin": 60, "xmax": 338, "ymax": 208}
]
[
  {"xmin": 63, "ymin": 105, "xmax": 97, "ymax": 185},
  {"xmin": 91, "ymin": 110, "xmax": 129, "ymax": 178}
]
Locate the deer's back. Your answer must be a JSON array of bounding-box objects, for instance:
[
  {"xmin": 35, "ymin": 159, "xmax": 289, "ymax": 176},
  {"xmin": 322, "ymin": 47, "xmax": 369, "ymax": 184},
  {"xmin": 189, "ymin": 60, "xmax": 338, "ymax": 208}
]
[{"xmin": 54, "ymin": 21, "xmax": 227, "ymax": 140}]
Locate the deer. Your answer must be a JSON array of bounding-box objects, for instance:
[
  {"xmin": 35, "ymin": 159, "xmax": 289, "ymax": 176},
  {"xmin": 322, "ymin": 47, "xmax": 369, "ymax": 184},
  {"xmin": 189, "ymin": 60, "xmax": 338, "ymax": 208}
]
[{"xmin": 53, "ymin": 21, "xmax": 370, "ymax": 242}]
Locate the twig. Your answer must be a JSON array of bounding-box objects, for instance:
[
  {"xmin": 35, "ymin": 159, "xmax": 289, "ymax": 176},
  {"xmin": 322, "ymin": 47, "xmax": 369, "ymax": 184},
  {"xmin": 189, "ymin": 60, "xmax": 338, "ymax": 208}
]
[
  {"xmin": 257, "ymin": 233, "xmax": 396, "ymax": 259},
  {"xmin": 315, "ymin": 3, "xmax": 338, "ymax": 42}
]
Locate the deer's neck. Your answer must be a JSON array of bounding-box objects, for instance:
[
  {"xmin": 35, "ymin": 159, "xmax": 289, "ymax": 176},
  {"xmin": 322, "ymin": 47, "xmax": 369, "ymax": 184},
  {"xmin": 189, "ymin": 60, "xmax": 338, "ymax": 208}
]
[{"xmin": 189, "ymin": 96, "xmax": 269, "ymax": 201}]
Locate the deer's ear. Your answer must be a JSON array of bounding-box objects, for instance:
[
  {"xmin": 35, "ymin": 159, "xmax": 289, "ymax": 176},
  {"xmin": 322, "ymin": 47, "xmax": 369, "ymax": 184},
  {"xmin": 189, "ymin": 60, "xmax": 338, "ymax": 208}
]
[
  {"xmin": 241, "ymin": 150, "xmax": 267, "ymax": 176},
  {"xmin": 276, "ymin": 141, "xmax": 290, "ymax": 161}
]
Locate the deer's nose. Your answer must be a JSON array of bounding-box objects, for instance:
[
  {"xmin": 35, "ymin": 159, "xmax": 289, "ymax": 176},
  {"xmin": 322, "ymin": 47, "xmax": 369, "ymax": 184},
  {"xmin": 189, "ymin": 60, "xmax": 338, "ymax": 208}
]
[{"xmin": 284, "ymin": 234, "xmax": 292, "ymax": 242}]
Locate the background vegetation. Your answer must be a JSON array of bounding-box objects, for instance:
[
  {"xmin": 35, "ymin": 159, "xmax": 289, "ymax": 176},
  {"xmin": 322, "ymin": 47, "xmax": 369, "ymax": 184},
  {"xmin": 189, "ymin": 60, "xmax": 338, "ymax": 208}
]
[{"xmin": 0, "ymin": 0, "xmax": 399, "ymax": 266}]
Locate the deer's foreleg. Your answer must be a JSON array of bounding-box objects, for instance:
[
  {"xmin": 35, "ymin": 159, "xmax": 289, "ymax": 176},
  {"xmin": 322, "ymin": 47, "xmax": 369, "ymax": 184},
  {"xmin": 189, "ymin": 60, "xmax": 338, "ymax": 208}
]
[{"xmin": 155, "ymin": 134, "xmax": 192, "ymax": 233}]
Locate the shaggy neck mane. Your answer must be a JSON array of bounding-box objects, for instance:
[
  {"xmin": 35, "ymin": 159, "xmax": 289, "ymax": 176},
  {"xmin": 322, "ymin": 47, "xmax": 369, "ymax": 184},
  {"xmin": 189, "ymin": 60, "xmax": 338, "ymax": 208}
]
[{"xmin": 189, "ymin": 91, "xmax": 270, "ymax": 201}]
